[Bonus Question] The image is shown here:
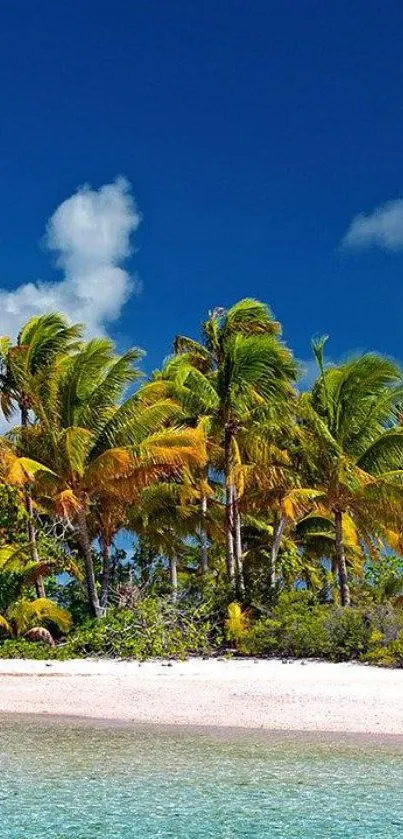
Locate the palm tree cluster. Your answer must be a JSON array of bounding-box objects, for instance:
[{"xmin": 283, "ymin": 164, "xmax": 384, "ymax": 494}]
[{"xmin": 0, "ymin": 300, "xmax": 403, "ymax": 638}]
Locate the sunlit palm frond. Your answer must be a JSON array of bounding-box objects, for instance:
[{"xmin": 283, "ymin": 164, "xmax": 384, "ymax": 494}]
[
  {"xmin": 7, "ymin": 598, "xmax": 72, "ymax": 636},
  {"xmin": 0, "ymin": 615, "xmax": 12, "ymax": 636},
  {"xmin": 224, "ymin": 298, "xmax": 281, "ymax": 338}
]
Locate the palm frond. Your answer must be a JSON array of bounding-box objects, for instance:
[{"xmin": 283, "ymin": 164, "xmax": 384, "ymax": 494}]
[
  {"xmin": 7, "ymin": 598, "xmax": 72, "ymax": 636},
  {"xmin": 224, "ymin": 298, "xmax": 281, "ymax": 337}
]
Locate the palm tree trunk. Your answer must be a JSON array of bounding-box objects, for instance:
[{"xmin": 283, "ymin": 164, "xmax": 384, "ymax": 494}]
[
  {"xmin": 169, "ymin": 555, "xmax": 178, "ymax": 601},
  {"xmin": 199, "ymin": 494, "xmax": 209, "ymax": 574},
  {"xmin": 77, "ymin": 506, "xmax": 103, "ymax": 618},
  {"xmin": 20, "ymin": 403, "xmax": 45, "ymax": 599},
  {"xmin": 268, "ymin": 515, "xmax": 285, "ymax": 591},
  {"xmin": 225, "ymin": 483, "xmax": 236, "ymax": 585},
  {"xmin": 25, "ymin": 493, "xmax": 45, "ymax": 598},
  {"xmin": 334, "ymin": 510, "xmax": 351, "ymax": 607},
  {"xmin": 330, "ymin": 556, "xmax": 338, "ymax": 602},
  {"xmin": 225, "ymin": 427, "xmax": 236, "ymax": 586},
  {"xmin": 100, "ymin": 537, "xmax": 111, "ymax": 613},
  {"xmin": 110, "ymin": 552, "xmax": 119, "ymax": 591},
  {"xmin": 233, "ymin": 489, "xmax": 245, "ymax": 597}
]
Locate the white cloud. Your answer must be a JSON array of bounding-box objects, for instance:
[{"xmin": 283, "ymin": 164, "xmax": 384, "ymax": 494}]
[
  {"xmin": 0, "ymin": 177, "xmax": 141, "ymax": 338},
  {"xmin": 342, "ymin": 198, "xmax": 403, "ymax": 251}
]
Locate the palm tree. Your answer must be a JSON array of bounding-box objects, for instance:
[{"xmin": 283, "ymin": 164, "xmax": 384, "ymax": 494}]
[
  {"xmin": 0, "ymin": 541, "xmax": 81, "ymax": 586},
  {"xmin": 129, "ymin": 480, "xmax": 211, "ymax": 600},
  {"xmin": 21, "ymin": 339, "xmax": 207, "ymax": 617},
  {"xmin": 304, "ymin": 342, "xmax": 403, "ymax": 605},
  {"xmin": 0, "ymin": 598, "xmax": 71, "ymax": 644},
  {"xmin": 14, "ymin": 336, "xmax": 142, "ymax": 617},
  {"xmin": 239, "ymin": 426, "xmax": 321, "ymax": 591},
  {"xmin": 0, "ymin": 313, "xmax": 82, "ymax": 597},
  {"xmin": 0, "ymin": 542, "xmax": 73, "ymax": 645},
  {"xmin": 294, "ymin": 510, "xmax": 365, "ymax": 600},
  {"xmin": 174, "ymin": 299, "xmax": 298, "ymax": 591},
  {"xmin": 146, "ymin": 355, "xmax": 220, "ymax": 575}
]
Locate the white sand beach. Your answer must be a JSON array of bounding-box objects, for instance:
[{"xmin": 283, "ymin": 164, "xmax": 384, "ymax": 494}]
[{"xmin": 0, "ymin": 657, "xmax": 402, "ymax": 734}]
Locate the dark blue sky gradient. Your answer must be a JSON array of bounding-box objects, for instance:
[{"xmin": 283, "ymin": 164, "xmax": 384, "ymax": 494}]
[{"xmin": 0, "ymin": 1, "xmax": 402, "ymax": 372}]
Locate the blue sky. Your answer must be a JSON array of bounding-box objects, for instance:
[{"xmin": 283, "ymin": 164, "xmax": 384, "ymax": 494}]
[{"xmin": 1, "ymin": 1, "xmax": 403, "ymax": 376}]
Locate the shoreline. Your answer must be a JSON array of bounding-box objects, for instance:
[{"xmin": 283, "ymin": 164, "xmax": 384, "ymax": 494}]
[
  {"xmin": 0, "ymin": 657, "xmax": 402, "ymax": 736},
  {"xmin": 3, "ymin": 711, "xmax": 403, "ymax": 749}
]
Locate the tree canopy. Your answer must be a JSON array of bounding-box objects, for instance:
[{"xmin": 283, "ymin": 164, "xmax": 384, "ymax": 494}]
[{"xmin": 1, "ymin": 302, "xmax": 403, "ymax": 663}]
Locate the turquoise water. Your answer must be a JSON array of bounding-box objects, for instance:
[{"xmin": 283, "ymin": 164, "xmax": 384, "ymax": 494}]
[{"xmin": 0, "ymin": 718, "xmax": 402, "ymax": 838}]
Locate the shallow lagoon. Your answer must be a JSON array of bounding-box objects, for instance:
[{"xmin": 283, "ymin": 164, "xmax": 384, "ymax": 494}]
[{"xmin": 0, "ymin": 717, "xmax": 402, "ymax": 838}]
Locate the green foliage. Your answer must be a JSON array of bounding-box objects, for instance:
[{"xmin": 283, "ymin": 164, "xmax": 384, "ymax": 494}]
[
  {"xmin": 240, "ymin": 591, "xmax": 403, "ymax": 663},
  {"xmin": 60, "ymin": 598, "xmax": 213, "ymax": 660},
  {"xmin": 0, "ymin": 639, "xmax": 60, "ymax": 659},
  {"xmin": 363, "ymin": 554, "xmax": 403, "ymax": 603},
  {"xmin": 325, "ymin": 608, "xmax": 370, "ymax": 659},
  {"xmin": 3, "ymin": 301, "xmax": 403, "ymax": 665},
  {"xmin": 379, "ymin": 633, "xmax": 403, "ymax": 666},
  {"xmin": 0, "ymin": 485, "xmax": 28, "ymax": 544},
  {"xmin": 0, "ymin": 570, "xmax": 23, "ymax": 614},
  {"xmin": 241, "ymin": 592, "xmax": 330, "ymax": 658},
  {"xmin": 1, "ymin": 588, "xmax": 403, "ymax": 666}
]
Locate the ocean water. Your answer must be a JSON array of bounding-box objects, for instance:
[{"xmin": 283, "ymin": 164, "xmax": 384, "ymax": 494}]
[{"xmin": 0, "ymin": 717, "xmax": 402, "ymax": 838}]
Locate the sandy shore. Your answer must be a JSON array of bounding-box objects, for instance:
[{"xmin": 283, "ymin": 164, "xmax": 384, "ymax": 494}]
[{"xmin": 0, "ymin": 657, "xmax": 402, "ymax": 734}]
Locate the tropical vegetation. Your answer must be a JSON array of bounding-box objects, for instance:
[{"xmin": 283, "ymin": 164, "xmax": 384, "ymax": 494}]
[{"xmin": 1, "ymin": 301, "xmax": 403, "ymax": 665}]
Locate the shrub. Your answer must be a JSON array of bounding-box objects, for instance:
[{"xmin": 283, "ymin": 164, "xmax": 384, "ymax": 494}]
[
  {"xmin": 326, "ymin": 608, "xmax": 371, "ymax": 660},
  {"xmin": 241, "ymin": 594, "xmax": 330, "ymax": 658},
  {"xmin": 240, "ymin": 618, "xmax": 280, "ymax": 656},
  {"xmin": 1, "ymin": 590, "xmax": 403, "ymax": 667},
  {"xmin": 0, "ymin": 639, "xmax": 59, "ymax": 659},
  {"xmin": 271, "ymin": 592, "xmax": 330, "ymax": 658},
  {"xmin": 59, "ymin": 597, "xmax": 213, "ymax": 660},
  {"xmin": 225, "ymin": 603, "xmax": 249, "ymax": 647},
  {"xmin": 365, "ymin": 631, "xmax": 403, "ymax": 667},
  {"xmin": 239, "ymin": 592, "xmax": 403, "ymax": 662},
  {"xmin": 387, "ymin": 632, "xmax": 403, "ymax": 665}
]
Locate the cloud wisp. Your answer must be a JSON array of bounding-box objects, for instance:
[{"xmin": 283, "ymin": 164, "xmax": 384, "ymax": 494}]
[
  {"xmin": 297, "ymin": 358, "xmax": 320, "ymax": 392},
  {"xmin": 342, "ymin": 198, "xmax": 403, "ymax": 251},
  {"xmin": 0, "ymin": 177, "xmax": 141, "ymax": 337}
]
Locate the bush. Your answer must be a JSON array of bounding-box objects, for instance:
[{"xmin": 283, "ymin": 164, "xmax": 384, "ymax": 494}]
[
  {"xmin": 241, "ymin": 592, "xmax": 330, "ymax": 658},
  {"xmin": 364, "ymin": 630, "xmax": 403, "ymax": 667},
  {"xmin": 387, "ymin": 633, "xmax": 403, "ymax": 665},
  {"xmin": 240, "ymin": 617, "xmax": 281, "ymax": 656},
  {"xmin": 59, "ymin": 597, "xmax": 214, "ymax": 660},
  {"xmin": 325, "ymin": 608, "xmax": 370, "ymax": 660},
  {"xmin": 0, "ymin": 639, "xmax": 59, "ymax": 659},
  {"xmin": 0, "ymin": 590, "xmax": 403, "ymax": 667},
  {"xmin": 0, "ymin": 596, "xmax": 219, "ymax": 661},
  {"xmin": 240, "ymin": 592, "xmax": 403, "ymax": 663}
]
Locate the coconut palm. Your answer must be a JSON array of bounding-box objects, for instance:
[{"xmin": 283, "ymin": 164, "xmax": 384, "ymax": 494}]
[
  {"xmin": 0, "ymin": 313, "xmax": 82, "ymax": 597},
  {"xmin": 14, "ymin": 336, "xmax": 142, "ymax": 616},
  {"xmin": 174, "ymin": 299, "xmax": 299, "ymax": 590},
  {"xmin": 303, "ymin": 342, "xmax": 403, "ymax": 604},
  {"xmin": 129, "ymin": 483, "xmax": 193, "ymax": 600},
  {"xmin": 0, "ymin": 542, "xmax": 72, "ymax": 645},
  {"xmin": 147, "ymin": 354, "xmax": 221, "ymax": 575},
  {"xmin": 294, "ymin": 511, "xmax": 365, "ymax": 600},
  {"xmin": 128, "ymin": 476, "xmax": 221, "ymax": 599},
  {"xmin": 238, "ymin": 426, "xmax": 321, "ymax": 591},
  {"xmin": 0, "ymin": 313, "xmax": 82, "ymax": 426},
  {"xmin": 0, "ymin": 542, "xmax": 81, "ymax": 587},
  {"xmin": 20, "ymin": 339, "xmax": 207, "ymax": 617}
]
